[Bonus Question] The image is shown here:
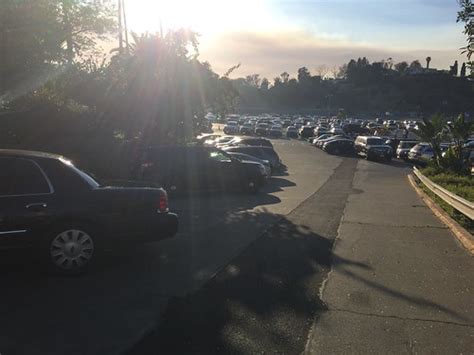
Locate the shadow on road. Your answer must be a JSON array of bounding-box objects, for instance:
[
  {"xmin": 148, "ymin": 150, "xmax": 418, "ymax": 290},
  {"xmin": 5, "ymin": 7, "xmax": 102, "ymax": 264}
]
[{"xmin": 130, "ymin": 216, "xmax": 336, "ymax": 354}]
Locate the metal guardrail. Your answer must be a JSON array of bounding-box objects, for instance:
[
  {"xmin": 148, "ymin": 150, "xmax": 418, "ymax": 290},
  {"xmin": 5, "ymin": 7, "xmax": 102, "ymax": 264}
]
[{"xmin": 413, "ymin": 167, "xmax": 474, "ymax": 220}]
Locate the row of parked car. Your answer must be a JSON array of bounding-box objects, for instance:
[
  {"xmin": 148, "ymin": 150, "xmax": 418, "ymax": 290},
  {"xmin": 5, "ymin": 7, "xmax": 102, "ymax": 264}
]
[
  {"xmin": 310, "ymin": 133, "xmax": 394, "ymax": 161},
  {"xmin": 0, "ymin": 136, "xmax": 284, "ymax": 274}
]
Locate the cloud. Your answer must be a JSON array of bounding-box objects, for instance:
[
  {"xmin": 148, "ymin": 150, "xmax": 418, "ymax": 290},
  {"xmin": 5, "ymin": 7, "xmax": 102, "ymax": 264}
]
[{"xmin": 199, "ymin": 30, "xmax": 465, "ymax": 78}]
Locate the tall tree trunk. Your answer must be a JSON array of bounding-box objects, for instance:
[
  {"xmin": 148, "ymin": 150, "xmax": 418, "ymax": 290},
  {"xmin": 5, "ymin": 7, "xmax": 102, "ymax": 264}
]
[{"xmin": 62, "ymin": 0, "xmax": 74, "ymax": 63}]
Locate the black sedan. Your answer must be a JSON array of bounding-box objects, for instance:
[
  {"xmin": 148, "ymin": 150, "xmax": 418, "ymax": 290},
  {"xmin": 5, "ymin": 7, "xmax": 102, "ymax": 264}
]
[
  {"xmin": 222, "ymin": 146, "xmax": 283, "ymax": 172},
  {"xmin": 134, "ymin": 146, "xmax": 267, "ymax": 194},
  {"xmin": 322, "ymin": 139, "xmax": 355, "ymax": 155},
  {"xmin": 0, "ymin": 150, "xmax": 178, "ymax": 274}
]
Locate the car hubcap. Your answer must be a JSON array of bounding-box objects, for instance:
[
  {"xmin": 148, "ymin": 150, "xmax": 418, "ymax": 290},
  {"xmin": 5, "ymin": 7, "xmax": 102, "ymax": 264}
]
[{"xmin": 50, "ymin": 230, "xmax": 94, "ymax": 270}]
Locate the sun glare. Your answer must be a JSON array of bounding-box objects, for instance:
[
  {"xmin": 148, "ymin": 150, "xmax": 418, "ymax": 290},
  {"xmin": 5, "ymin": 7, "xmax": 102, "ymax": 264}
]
[{"xmin": 126, "ymin": 0, "xmax": 272, "ymax": 36}]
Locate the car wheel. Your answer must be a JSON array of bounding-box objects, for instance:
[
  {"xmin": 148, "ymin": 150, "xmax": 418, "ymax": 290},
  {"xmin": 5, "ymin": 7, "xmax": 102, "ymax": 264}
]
[{"xmin": 45, "ymin": 227, "xmax": 97, "ymax": 274}]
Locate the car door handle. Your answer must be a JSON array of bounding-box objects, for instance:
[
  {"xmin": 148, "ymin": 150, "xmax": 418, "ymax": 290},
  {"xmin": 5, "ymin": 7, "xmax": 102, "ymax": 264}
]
[{"xmin": 25, "ymin": 203, "xmax": 48, "ymax": 211}]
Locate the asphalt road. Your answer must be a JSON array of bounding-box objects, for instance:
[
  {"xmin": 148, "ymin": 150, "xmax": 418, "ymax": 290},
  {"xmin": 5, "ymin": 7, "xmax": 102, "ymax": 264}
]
[
  {"xmin": 0, "ymin": 138, "xmax": 341, "ymax": 355},
  {"xmin": 1, "ymin": 139, "xmax": 473, "ymax": 355}
]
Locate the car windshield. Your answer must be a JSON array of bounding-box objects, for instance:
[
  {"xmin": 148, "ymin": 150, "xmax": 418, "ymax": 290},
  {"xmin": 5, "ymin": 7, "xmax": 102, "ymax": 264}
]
[{"xmin": 3, "ymin": 1, "xmax": 473, "ymax": 353}]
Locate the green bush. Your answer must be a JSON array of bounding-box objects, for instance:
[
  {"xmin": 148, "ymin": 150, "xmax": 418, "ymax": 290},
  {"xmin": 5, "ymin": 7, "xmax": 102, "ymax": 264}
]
[{"xmin": 420, "ymin": 167, "xmax": 474, "ymax": 202}]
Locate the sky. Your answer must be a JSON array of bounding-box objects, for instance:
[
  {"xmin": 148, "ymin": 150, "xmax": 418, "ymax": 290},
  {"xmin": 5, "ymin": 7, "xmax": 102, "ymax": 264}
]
[{"xmin": 125, "ymin": 0, "xmax": 468, "ymax": 78}]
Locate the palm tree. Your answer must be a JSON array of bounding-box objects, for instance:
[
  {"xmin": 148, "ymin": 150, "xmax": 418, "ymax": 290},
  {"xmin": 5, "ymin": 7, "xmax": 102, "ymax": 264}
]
[
  {"xmin": 448, "ymin": 113, "xmax": 473, "ymax": 163},
  {"xmin": 426, "ymin": 56, "xmax": 431, "ymax": 69},
  {"xmin": 417, "ymin": 114, "xmax": 447, "ymax": 167}
]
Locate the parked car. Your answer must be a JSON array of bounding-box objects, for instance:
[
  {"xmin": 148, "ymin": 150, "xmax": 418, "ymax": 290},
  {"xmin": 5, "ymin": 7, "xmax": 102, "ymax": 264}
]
[
  {"xmin": 286, "ymin": 126, "xmax": 299, "ymax": 138},
  {"xmin": 227, "ymin": 152, "xmax": 272, "ymax": 176},
  {"xmin": 196, "ymin": 134, "xmax": 220, "ymax": 145},
  {"xmin": 315, "ymin": 135, "xmax": 348, "ymax": 148},
  {"xmin": 136, "ymin": 146, "xmax": 267, "ymax": 194},
  {"xmin": 408, "ymin": 143, "xmax": 434, "ymax": 165},
  {"xmin": 384, "ymin": 139, "xmax": 400, "ymax": 157},
  {"xmin": 313, "ymin": 127, "xmax": 328, "ymax": 137},
  {"xmin": 342, "ymin": 124, "xmax": 370, "ymax": 136},
  {"xmin": 312, "ymin": 133, "xmax": 333, "ymax": 146},
  {"xmin": 0, "ymin": 150, "xmax": 178, "ymax": 274},
  {"xmin": 329, "ymin": 127, "xmax": 344, "ymax": 135},
  {"xmin": 223, "ymin": 121, "xmax": 240, "ymax": 135},
  {"xmin": 218, "ymin": 137, "xmax": 273, "ymax": 148},
  {"xmin": 354, "ymin": 136, "xmax": 393, "ymax": 161},
  {"xmin": 239, "ymin": 122, "xmax": 254, "ymax": 135},
  {"xmin": 268, "ymin": 125, "xmax": 283, "ymax": 138},
  {"xmin": 299, "ymin": 126, "xmax": 315, "ymax": 139},
  {"xmin": 223, "ymin": 146, "xmax": 282, "ymax": 172},
  {"xmin": 396, "ymin": 140, "xmax": 418, "ymax": 160},
  {"xmin": 255, "ymin": 123, "xmax": 270, "ymax": 136},
  {"xmin": 322, "ymin": 139, "xmax": 355, "ymax": 155},
  {"xmin": 283, "ymin": 120, "xmax": 293, "ymax": 128},
  {"xmin": 205, "ymin": 135, "xmax": 235, "ymax": 146}
]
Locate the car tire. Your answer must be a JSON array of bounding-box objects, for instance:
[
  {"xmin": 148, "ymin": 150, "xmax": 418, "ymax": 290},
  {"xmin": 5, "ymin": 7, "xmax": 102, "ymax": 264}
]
[{"xmin": 43, "ymin": 225, "xmax": 100, "ymax": 275}]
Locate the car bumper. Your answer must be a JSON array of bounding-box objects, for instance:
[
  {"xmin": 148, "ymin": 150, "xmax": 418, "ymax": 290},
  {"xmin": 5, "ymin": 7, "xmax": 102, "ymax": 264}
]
[{"xmin": 398, "ymin": 151, "xmax": 409, "ymax": 159}]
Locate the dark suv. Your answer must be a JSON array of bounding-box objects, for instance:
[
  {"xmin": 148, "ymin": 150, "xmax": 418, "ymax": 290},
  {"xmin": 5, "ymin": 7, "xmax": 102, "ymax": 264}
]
[
  {"xmin": 354, "ymin": 136, "xmax": 393, "ymax": 161},
  {"xmin": 0, "ymin": 150, "xmax": 178, "ymax": 274},
  {"xmin": 134, "ymin": 146, "xmax": 267, "ymax": 193}
]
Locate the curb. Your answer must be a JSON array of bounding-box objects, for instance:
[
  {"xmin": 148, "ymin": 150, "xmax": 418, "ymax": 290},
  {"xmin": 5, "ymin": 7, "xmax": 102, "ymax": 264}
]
[{"xmin": 407, "ymin": 174, "xmax": 474, "ymax": 255}]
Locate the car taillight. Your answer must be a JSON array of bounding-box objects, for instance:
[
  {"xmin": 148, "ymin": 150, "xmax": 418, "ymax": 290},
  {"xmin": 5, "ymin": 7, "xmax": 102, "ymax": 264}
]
[{"xmin": 158, "ymin": 191, "xmax": 168, "ymax": 213}]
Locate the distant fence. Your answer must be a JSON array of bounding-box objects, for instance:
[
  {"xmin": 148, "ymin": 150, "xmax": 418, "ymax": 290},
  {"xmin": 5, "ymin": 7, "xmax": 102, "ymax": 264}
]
[{"xmin": 413, "ymin": 167, "xmax": 474, "ymax": 220}]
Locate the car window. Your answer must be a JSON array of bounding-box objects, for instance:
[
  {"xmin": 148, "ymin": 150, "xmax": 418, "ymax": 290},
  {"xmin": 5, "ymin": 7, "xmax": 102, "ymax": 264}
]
[
  {"xmin": 209, "ymin": 150, "xmax": 232, "ymax": 163},
  {"xmin": 399, "ymin": 142, "xmax": 417, "ymax": 149},
  {"xmin": 367, "ymin": 138, "xmax": 384, "ymax": 145},
  {"xmin": 0, "ymin": 158, "xmax": 51, "ymax": 196}
]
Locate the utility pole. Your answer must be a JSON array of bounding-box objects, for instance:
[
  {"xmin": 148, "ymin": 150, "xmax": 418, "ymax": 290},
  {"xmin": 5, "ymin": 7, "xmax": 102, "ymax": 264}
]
[
  {"xmin": 118, "ymin": 0, "xmax": 123, "ymax": 52},
  {"xmin": 122, "ymin": 0, "xmax": 129, "ymax": 52}
]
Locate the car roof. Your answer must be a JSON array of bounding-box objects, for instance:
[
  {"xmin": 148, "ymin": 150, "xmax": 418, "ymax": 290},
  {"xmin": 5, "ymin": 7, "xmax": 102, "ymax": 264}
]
[{"xmin": 0, "ymin": 149, "xmax": 62, "ymax": 160}]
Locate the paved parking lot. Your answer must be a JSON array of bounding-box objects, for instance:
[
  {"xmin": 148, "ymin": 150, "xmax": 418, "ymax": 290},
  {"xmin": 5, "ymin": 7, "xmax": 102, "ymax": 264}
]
[
  {"xmin": 2, "ymin": 137, "xmax": 473, "ymax": 355},
  {"xmin": 0, "ymin": 139, "xmax": 342, "ymax": 355}
]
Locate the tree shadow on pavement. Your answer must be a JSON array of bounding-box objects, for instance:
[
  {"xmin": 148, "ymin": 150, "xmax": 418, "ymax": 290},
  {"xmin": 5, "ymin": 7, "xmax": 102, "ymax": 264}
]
[{"xmin": 129, "ymin": 215, "xmax": 370, "ymax": 355}]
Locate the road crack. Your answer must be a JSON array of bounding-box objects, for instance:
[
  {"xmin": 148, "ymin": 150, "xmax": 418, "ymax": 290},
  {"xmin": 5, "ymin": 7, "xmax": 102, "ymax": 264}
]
[{"xmin": 327, "ymin": 307, "xmax": 474, "ymax": 328}]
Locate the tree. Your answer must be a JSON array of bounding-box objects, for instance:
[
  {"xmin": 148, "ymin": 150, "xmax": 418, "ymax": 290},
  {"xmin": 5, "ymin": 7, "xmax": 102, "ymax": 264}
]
[
  {"xmin": 426, "ymin": 56, "xmax": 432, "ymax": 69},
  {"xmin": 245, "ymin": 74, "xmax": 261, "ymax": 87},
  {"xmin": 449, "ymin": 113, "xmax": 473, "ymax": 158},
  {"xmin": 297, "ymin": 67, "xmax": 311, "ymax": 83},
  {"xmin": 330, "ymin": 65, "xmax": 340, "ymax": 79},
  {"xmin": 417, "ymin": 114, "xmax": 448, "ymax": 167},
  {"xmin": 280, "ymin": 72, "xmax": 290, "ymax": 84},
  {"xmin": 315, "ymin": 64, "xmax": 329, "ymax": 79},
  {"xmin": 457, "ymin": 0, "xmax": 473, "ymax": 71},
  {"xmin": 0, "ymin": 0, "xmax": 116, "ymax": 98},
  {"xmin": 450, "ymin": 60, "xmax": 459, "ymax": 76},
  {"xmin": 460, "ymin": 62, "xmax": 467, "ymax": 77},
  {"xmin": 409, "ymin": 60, "xmax": 423, "ymax": 72},
  {"xmin": 385, "ymin": 57, "xmax": 394, "ymax": 70},
  {"xmin": 260, "ymin": 78, "xmax": 269, "ymax": 90},
  {"xmin": 273, "ymin": 77, "xmax": 282, "ymax": 86},
  {"xmin": 394, "ymin": 61, "xmax": 409, "ymax": 74}
]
